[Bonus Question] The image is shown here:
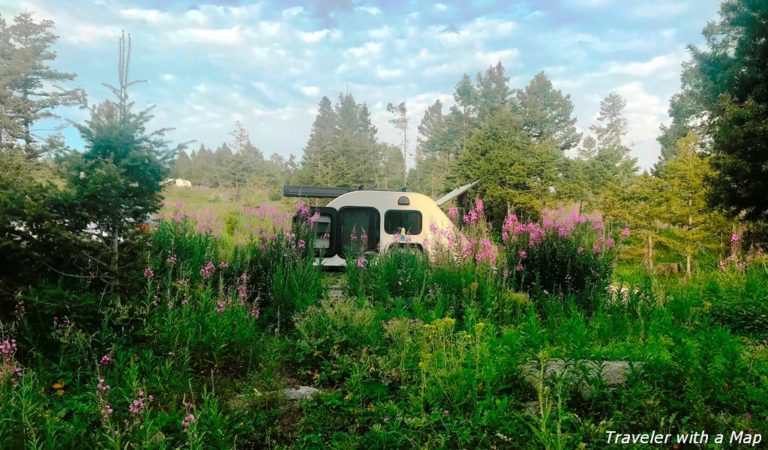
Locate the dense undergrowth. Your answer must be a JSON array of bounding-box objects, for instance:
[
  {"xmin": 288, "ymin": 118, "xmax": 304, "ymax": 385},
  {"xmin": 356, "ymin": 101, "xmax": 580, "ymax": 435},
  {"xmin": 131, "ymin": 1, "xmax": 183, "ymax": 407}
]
[{"xmin": 1, "ymin": 202, "xmax": 767, "ymax": 448}]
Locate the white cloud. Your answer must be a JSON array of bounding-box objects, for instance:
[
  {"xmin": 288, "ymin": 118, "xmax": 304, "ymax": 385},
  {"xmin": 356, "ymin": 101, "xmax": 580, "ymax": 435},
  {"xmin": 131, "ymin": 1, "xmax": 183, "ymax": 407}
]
[
  {"xmin": 477, "ymin": 49, "xmax": 520, "ymax": 66},
  {"xmin": 435, "ymin": 3, "xmax": 448, "ymax": 11},
  {"xmin": 299, "ymin": 86, "xmax": 319, "ymax": 96},
  {"xmin": 355, "ymin": 6, "xmax": 382, "ymax": 15},
  {"xmin": 376, "ymin": 67, "xmax": 403, "ymax": 79},
  {"xmin": 300, "ymin": 29, "xmax": 330, "ymax": 42},
  {"xmin": 166, "ymin": 26, "xmax": 245, "ymax": 46},
  {"xmin": 605, "ymin": 55, "xmax": 675, "ymax": 77},
  {"xmin": 369, "ymin": 26, "xmax": 392, "ymax": 40},
  {"xmin": 631, "ymin": 1, "xmax": 689, "ymax": 18},
  {"xmin": 282, "ymin": 6, "xmax": 304, "ymax": 19},
  {"xmin": 345, "ymin": 42, "xmax": 383, "ymax": 59},
  {"xmin": 161, "ymin": 73, "xmax": 175, "ymax": 81}
]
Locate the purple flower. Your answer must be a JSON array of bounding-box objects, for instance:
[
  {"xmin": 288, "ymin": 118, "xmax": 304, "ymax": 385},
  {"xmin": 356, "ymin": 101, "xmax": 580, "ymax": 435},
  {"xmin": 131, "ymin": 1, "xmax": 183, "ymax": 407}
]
[
  {"xmin": 182, "ymin": 413, "xmax": 196, "ymax": 429},
  {"xmin": 518, "ymin": 250, "xmax": 527, "ymax": 260},
  {"xmin": 218, "ymin": 260, "xmax": 229, "ymax": 270},
  {"xmin": 100, "ymin": 354, "xmax": 112, "ymax": 366},
  {"xmin": 621, "ymin": 227, "xmax": 630, "ymax": 238},
  {"xmin": 357, "ymin": 256, "xmax": 366, "ymax": 268},
  {"xmin": 515, "ymin": 263, "xmax": 524, "ymax": 272},
  {"xmin": 448, "ymin": 207, "xmax": 459, "ymax": 222},
  {"xmin": 297, "ymin": 239, "xmax": 306, "ymax": 250},
  {"xmin": 143, "ymin": 267, "xmax": 154, "ymax": 279},
  {"xmin": 577, "ymin": 246, "xmax": 584, "ymax": 254},
  {"xmin": 592, "ymin": 243, "xmax": 601, "ymax": 254},
  {"xmin": 308, "ymin": 212, "xmax": 320, "ymax": 224},
  {"xmin": 200, "ymin": 261, "xmax": 216, "ymax": 279}
]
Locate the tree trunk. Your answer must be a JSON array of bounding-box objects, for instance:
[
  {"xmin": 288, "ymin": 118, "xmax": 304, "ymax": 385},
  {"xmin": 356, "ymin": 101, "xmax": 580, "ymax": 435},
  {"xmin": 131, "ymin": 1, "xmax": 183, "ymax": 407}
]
[
  {"xmin": 111, "ymin": 232, "xmax": 120, "ymax": 304},
  {"xmin": 647, "ymin": 233, "xmax": 654, "ymax": 270},
  {"xmin": 686, "ymin": 253, "xmax": 692, "ymax": 278}
]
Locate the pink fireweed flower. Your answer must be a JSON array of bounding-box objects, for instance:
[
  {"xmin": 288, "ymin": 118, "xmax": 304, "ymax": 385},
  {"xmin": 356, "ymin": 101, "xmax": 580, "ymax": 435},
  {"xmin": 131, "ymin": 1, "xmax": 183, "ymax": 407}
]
[
  {"xmin": 174, "ymin": 200, "xmax": 184, "ymax": 209},
  {"xmin": 218, "ymin": 260, "xmax": 229, "ymax": 270},
  {"xmin": 621, "ymin": 227, "xmax": 630, "ymax": 238},
  {"xmin": 503, "ymin": 267, "xmax": 510, "ymax": 279},
  {"xmin": 605, "ymin": 237, "xmax": 615, "ymax": 249},
  {"xmin": 501, "ymin": 214, "xmax": 518, "ymax": 242},
  {"xmin": 200, "ymin": 261, "xmax": 215, "ymax": 278},
  {"xmin": 557, "ymin": 227, "xmax": 570, "ymax": 238},
  {"xmin": 731, "ymin": 233, "xmax": 741, "ymax": 244},
  {"xmin": 100, "ymin": 354, "xmax": 112, "ymax": 366},
  {"xmin": 181, "ymin": 296, "xmax": 189, "ymax": 306},
  {"xmin": 297, "ymin": 239, "xmax": 306, "ymax": 250},
  {"xmin": 296, "ymin": 201, "xmax": 310, "ymax": 218},
  {"xmin": 475, "ymin": 238, "xmax": 496, "ymax": 265},
  {"xmin": 215, "ymin": 299, "xmax": 227, "ymax": 313},
  {"xmin": 474, "ymin": 198, "xmax": 484, "ymax": 215},
  {"xmin": 430, "ymin": 222, "xmax": 439, "ymax": 234},
  {"xmin": 463, "ymin": 210, "xmax": 478, "ymax": 224},
  {"xmin": 166, "ymin": 254, "xmax": 177, "ymax": 265},
  {"xmin": 518, "ymin": 250, "xmax": 527, "ymax": 260},
  {"xmin": 182, "ymin": 414, "xmax": 196, "ymax": 429},
  {"xmin": 592, "ymin": 243, "xmax": 601, "ymax": 254},
  {"xmin": 361, "ymin": 232, "xmax": 368, "ymax": 242},
  {"xmin": 357, "ymin": 256, "xmax": 366, "ymax": 268},
  {"xmin": 593, "ymin": 221, "xmax": 604, "ymax": 231},
  {"xmin": 448, "ymin": 207, "xmax": 459, "ymax": 222},
  {"xmin": 577, "ymin": 246, "xmax": 584, "ymax": 254},
  {"xmin": 350, "ymin": 232, "xmax": 357, "ymax": 241},
  {"xmin": 515, "ymin": 263, "xmax": 524, "ymax": 272},
  {"xmin": 143, "ymin": 268, "xmax": 154, "ymax": 279},
  {"xmin": 250, "ymin": 307, "xmax": 260, "ymax": 318},
  {"xmin": 308, "ymin": 212, "xmax": 320, "ymax": 224},
  {"xmin": 167, "ymin": 301, "xmax": 174, "ymax": 309}
]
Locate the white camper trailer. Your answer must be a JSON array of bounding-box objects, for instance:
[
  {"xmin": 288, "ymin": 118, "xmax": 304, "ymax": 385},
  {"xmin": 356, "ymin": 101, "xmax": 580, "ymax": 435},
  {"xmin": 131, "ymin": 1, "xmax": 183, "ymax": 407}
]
[{"xmin": 285, "ymin": 181, "xmax": 479, "ymax": 268}]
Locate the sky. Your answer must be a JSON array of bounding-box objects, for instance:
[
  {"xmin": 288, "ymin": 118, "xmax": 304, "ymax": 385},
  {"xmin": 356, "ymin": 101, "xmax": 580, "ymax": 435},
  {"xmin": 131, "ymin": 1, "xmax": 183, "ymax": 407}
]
[{"xmin": 1, "ymin": 0, "xmax": 723, "ymax": 170}]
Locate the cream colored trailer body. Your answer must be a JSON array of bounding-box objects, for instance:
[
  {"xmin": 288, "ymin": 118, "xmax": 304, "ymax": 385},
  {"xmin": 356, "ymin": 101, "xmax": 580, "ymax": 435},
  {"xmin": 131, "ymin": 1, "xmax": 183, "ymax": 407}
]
[{"xmin": 310, "ymin": 190, "xmax": 455, "ymax": 267}]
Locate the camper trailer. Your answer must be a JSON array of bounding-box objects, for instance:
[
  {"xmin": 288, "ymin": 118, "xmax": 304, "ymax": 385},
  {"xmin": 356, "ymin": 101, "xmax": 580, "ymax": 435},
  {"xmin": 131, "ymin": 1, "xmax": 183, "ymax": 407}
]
[{"xmin": 285, "ymin": 181, "xmax": 479, "ymax": 268}]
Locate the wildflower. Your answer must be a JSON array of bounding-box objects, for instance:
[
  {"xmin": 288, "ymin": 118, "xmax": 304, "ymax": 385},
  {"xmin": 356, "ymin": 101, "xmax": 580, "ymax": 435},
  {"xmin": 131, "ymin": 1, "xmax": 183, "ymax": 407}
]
[
  {"xmin": 593, "ymin": 221, "xmax": 604, "ymax": 231},
  {"xmin": 218, "ymin": 260, "xmax": 229, "ymax": 270},
  {"xmin": 430, "ymin": 222, "xmax": 439, "ymax": 234},
  {"xmin": 297, "ymin": 239, "xmax": 306, "ymax": 250},
  {"xmin": 308, "ymin": 212, "xmax": 320, "ymax": 224},
  {"xmin": 577, "ymin": 246, "xmax": 584, "ymax": 254},
  {"xmin": 357, "ymin": 256, "xmax": 366, "ymax": 268},
  {"xmin": 250, "ymin": 307, "xmax": 260, "ymax": 318},
  {"xmin": 181, "ymin": 296, "xmax": 189, "ymax": 306},
  {"xmin": 621, "ymin": 227, "xmax": 630, "ymax": 238},
  {"xmin": 174, "ymin": 200, "xmax": 184, "ymax": 209},
  {"xmin": 592, "ymin": 243, "xmax": 601, "ymax": 254},
  {"xmin": 443, "ymin": 409, "xmax": 449, "ymax": 415},
  {"xmin": 200, "ymin": 261, "xmax": 215, "ymax": 279},
  {"xmin": 448, "ymin": 206, "xmax": 459, "ymax": 222},
  {"xmin": 143, "ymin": 267, "xmax": 154, "ymax": 279},
  {"xmin": 605, "ymin": 237, "xmax": 615, "ymax": 249},
  {"xmin": 166, "ymin": 254, "xmax": 177, "ymax": 265},
  {"xmin": 518, "ymin": 250, "xmax": 527, "ymax": 260},
  {"xmin": 351, "ymin": 232, "xmax": 357, "ymax": 241},
  {"xmin": 731, "ymin": 233, "xmax": 741, "ymax": 244},
  {"xmin": 296, "ymin": 201, "xmax": 310, "ymax": 218},
  {"xmin": 475, "ymin": 198, "xmax": 484, "ymax": 215},
  {"xmin": 216, "ymin": 299, "xmax": 227, "ymax": 313},
  {"xmin": 129, "ymin": 398, "xmax": 145, "ymax": 415},
  {"xmin": 503, "ymin": 267, "xmax": 510, "ymax": 279},
  {"xmin": 515, "ymin": 263, "xmax": 524, "ymax": 272},
  {"xmin": 167, "ymin": 301, "xmax": 174, "ymax": 309},
  {"xmin": 182, "ymin": 413, "xmax": 196, "ymax": 429},
  {"xmin": 15, "ymin": 300, "xmax": 26, "ymax": 318},
  {"xmin": 361, "ymin": 232, "xmax": 368, "ymax": 242},
  {"xmin": 100, "ymin": 354, "xmax": 113, "ymax": 366}
]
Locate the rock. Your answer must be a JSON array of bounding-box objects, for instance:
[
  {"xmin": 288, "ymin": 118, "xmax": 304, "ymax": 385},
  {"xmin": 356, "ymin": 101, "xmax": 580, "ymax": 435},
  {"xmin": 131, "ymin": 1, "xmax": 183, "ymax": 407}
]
[
  {"xmin": 520, "ymin": 359, "xmax": 640, "ymax": 396},
  {"xmin": 282, "ymin": 386, "xmax": 320, "ymax": 400}
]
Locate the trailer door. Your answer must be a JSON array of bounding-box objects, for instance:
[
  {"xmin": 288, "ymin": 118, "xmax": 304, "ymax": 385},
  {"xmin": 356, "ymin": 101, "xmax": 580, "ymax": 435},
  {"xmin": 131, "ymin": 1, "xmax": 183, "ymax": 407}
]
[
  {"xmin": 294, "ymin": 207, "xmax": 338, "ymax": 257},
  {"xmin": 338, "ymin": 206, "xmax": 380, "ymax": 257}
]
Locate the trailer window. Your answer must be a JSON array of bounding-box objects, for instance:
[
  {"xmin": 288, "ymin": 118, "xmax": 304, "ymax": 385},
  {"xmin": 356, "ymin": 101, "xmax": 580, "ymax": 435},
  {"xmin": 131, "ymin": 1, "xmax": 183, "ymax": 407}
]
[
  {"xmin": 339, "ymin": 207, "xmax": 379, "ymax": 255},
  {"xmin": 385, "ymin": 210, "xmax": 422, "ymax": 235}
]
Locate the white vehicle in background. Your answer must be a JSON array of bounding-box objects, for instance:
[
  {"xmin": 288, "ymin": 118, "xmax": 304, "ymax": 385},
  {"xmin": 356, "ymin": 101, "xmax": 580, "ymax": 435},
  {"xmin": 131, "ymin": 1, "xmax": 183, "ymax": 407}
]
[{"xmin": 285, "ymin": 181, "xmax": 479, "ymax": 268}]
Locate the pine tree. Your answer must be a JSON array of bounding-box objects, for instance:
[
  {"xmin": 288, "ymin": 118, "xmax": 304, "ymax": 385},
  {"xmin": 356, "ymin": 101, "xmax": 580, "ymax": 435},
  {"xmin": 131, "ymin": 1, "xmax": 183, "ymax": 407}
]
[
  {"xmin": 0, "ymin": 12, "xmax": 82, "ymax": 156},
  {"xmin": 475, "ymin": 62, "xmax": 510, "ymax": 121},
  {"xmin": 514, "ymin": 72, "xmax": 581, "ymax": 151}
]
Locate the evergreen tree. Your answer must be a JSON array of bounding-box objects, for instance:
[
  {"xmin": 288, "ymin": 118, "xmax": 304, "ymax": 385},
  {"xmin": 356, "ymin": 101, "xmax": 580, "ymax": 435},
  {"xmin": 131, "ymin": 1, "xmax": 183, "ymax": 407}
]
[
  {"xmin": 0, "ymin": 12, "xmax": 82, "ymax": 156},
  {"xmin": 475, "ymin": 62, "xmax": 510, "ymax": 121},
  {"xmin": 514, "ymin": 71, "xmax": 581, "ymax": 151}
]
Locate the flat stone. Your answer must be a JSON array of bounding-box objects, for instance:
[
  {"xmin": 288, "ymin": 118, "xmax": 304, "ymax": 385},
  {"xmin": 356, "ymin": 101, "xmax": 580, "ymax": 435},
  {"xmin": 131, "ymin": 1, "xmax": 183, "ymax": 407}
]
[
  {"xmin": 281, "ymin": 386, "xmax": 320, "ymax": 400},
  {"xmin": 520, "ymin": 359, "xmax": 640, "ymax": 396}
]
